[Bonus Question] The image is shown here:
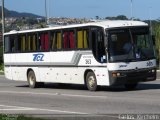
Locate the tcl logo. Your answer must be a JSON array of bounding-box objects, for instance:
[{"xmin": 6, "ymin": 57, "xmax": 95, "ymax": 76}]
[{"xmin": 33, "ymin": 53, "xmax": 44, "ymax": 61}]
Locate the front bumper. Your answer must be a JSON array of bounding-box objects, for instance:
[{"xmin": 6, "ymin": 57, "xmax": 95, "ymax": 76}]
[{"xmin": 109, "ymin": 67, "xmax": 157, "ymax": 86}]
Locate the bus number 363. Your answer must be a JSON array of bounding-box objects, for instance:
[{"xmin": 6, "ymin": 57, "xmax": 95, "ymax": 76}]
[{"xmin": 85, "ymin": 59, "xmax": 91, "ymax": 64}]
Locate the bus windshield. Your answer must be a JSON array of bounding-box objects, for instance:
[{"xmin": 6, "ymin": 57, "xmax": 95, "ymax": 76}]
[{"xmin": 108, "ymin": 27, "xmax": 155, "ymax": 62}]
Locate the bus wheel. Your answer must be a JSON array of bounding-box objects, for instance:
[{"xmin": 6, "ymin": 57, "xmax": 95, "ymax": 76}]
[
  {"xmin": 86, "ymin": 72, "xmax": 97, "ymax": 91},
  {"xmin": 124, "ymin": 83, "xmax": 138, "ymax": 90},
  {"xmin": 27, "ymin": 70, "xmax": 38, "ymax": 88}
]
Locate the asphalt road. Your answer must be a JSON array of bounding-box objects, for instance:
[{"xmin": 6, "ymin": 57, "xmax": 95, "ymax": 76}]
[{"xmin": 0, "ymin": 75, "xmax": 160, "ymax": 120}]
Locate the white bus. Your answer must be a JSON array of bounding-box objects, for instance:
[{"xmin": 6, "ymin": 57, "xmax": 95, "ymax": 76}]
[{"xmin": 3, "ymin": 20, "xmax": 157, "ymax": 91}]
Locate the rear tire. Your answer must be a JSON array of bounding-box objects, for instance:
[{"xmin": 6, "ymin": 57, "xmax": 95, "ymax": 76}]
[
  {"xmin": 27, "ymin": 70, "xmax": 39, "ymax": 88},
  {"xmin": 86, "ymin": 72, "xmax": 97, "ymax": 91}
]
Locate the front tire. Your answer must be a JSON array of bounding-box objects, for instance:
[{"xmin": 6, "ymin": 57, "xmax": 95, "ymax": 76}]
[{"xmin": 86, "ymin": 72, "xmax": 97, "ymax": 91}]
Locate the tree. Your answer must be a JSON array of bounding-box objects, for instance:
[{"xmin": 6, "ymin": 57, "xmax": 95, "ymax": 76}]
[
  {"xmin": 154, "ymin": 22, "xmax": 160, "ymax": 68},
  {"xmin": 95, "ymin": 16, "xmax": 100, "ymax": 20},
  {"xmin": 116, "ymin": 15, "xmax": 128, "ymax": 20},
  {"xmin": 105, "ymin": 15, "xmax": 128, "ymax": 20}
]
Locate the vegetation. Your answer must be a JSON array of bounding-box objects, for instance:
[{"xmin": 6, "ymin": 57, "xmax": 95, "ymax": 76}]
[
  {"xmin": 0, "ymin": 114, "xmax": 53, "ymax": 120},
  {"xmin": 153, "ymin": 20, "xmax": 160, "ymax": 68},
  {"xmin": 0, "ymin": 45, "xmax": 3, "ymax": 71},
  {"xmin": 5, "ymin": 17, "xmax": 45, "ymax": 32},
  {"xmin": 105, "ymin": 15, "xmax": 129, "ymax": 20},
  {"xmin": 0, "ymin": 6, "xmax": 43, "ymax": 18}
]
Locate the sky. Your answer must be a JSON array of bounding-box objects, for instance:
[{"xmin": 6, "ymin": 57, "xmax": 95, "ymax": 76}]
[{"xmin": 4, "ymin": 0, "xmax": 160, "ymax": 20}]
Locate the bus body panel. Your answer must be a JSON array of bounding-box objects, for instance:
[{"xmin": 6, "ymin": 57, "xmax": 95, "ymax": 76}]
[
  {"xmin": 107, "ymin": 60, "xmax": 156, "ymax": 71},
  {"xmin": 107, "ymin": 60, "xmax": 156, "ymax": 86},
  {"xmin": 92, "ymin": 67, "xmax": 110, "ymax": 86},
  {"xmin": 4, "ymin": 50, "xmax": 110, "ymax": 86},
  {"xmin": 4, "ymin": 54, "xmax": 12, "ymax": 80},
  {"xmin": 4, "ymin": 66, "xmax": 12, "ymax": 80}
]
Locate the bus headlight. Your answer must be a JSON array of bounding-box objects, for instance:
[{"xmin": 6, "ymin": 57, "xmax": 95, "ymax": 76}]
[
  {"xmin": 112, "ymin": 72, "xmax": 121, "ymax": 77},
  {"xmin": 151, "ymin": 69, "xmax": 155, "ymax": 73},
  {"xmin": 149, "ymin": 69, "xmax": 156, "ymax": 73}
]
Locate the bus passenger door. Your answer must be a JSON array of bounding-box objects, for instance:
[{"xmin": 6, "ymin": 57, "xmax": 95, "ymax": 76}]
[{"xmin": 91, "ymin": 27, "xmax": 106, "ymax": 63}]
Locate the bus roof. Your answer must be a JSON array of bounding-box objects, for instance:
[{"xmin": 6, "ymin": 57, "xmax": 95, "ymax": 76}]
[{"xmin": 4, "ymin": 20, "xmax": 148, "ymax": 35}]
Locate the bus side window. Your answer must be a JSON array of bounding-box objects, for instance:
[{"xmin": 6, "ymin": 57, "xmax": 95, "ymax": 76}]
[
  {"xmin": 77, "ymin": 30, "xmax": 83, "ymax": 49},
  {"xmin": 63, "ymin": 31, "xmax": 69, "ymax": 49},
  {"xmin": 4, "ymin": 36, "xmax": 10, "ymax": 53},
  {"xmin": 27, "ymin": 34, "xmax": 35, "ymax": 51},
  {"xmin": 56, "ymin": 32, "xmax": 62, "ymax": 50},
  {"xmin": 32, "ymin": 34, "xmax": 37, "ymax": 51},
  {"xmin": 6, "ymin": 35, "xmax": 16, "ymax": 53},
  {"xmin": 51, "ymin": 32, "xmax": 56, "ymax": 50},
  {"xmin": 38, "ymin": 32, "xmax": 49, "ymax": 51},
  {"xmin": 70, "ymin": 31, "xmax": 75, "ymax": 48},
  {"xmin": 17, "ymin": 35, "xmax": 24, "ymax": 52},
  {"xmin": 11, "ymin": 36, "xmax": 17, "ymax": 52},
  {"xmin": 63, "ymin": 30, "xmax": 75, "ymax": 49},
  {"xmin": 39, "ymin": 33, "xmax": 44, "ymax": 51},
  {"xmin": 83, "ymin": 30, "xmax": 89, "ymax": 48},
  {"xmin": 27, "ymin": 35, "xmax": 31, "ymax": 51},
  {"xmin": 44, "ymin": 33, "xmax": 49, "ymax": 50},
  {"xmin": 77, "ymin": 29, "xmax": 89, "ymax": 49},
  {"xmin": 21, "ymin": 35, "xmax": 26, "ymax": 52},
  {"xmin": 50, "ymin": 31, "xmax": 62, "ymax": 50}
]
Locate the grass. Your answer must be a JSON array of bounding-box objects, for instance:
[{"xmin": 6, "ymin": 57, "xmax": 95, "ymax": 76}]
[
  {"xmin": 0, "ymin": 63, "xmax": 4, "ymax": 71},
  {"xmin": 0, "ymin": 114, "xmax": 53, "ymax": 120},
  {"xmin": 0, "ymin": 71, "xmax": 4, "ymax": 75},
  {"xmin": 0, "ymin": 63, "xmax": 4, "ymax": 75}
]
